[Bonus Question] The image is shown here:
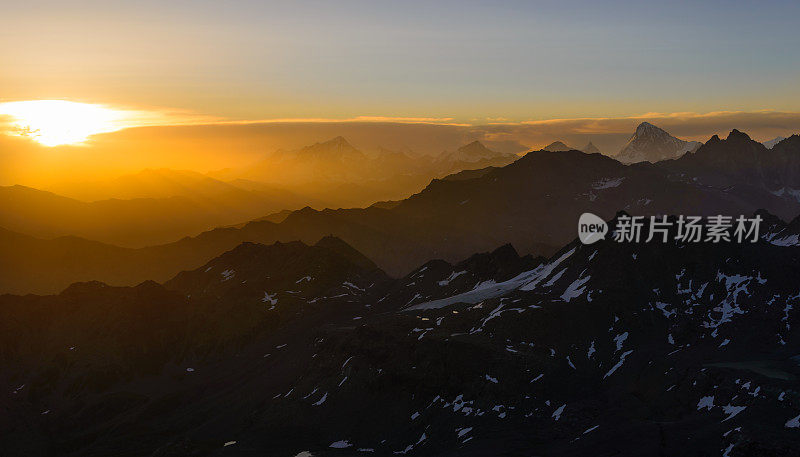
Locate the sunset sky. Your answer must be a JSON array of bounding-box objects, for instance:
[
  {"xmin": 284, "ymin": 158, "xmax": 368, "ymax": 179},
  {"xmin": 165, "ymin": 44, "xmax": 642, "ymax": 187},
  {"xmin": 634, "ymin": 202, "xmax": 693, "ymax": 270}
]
[{"xmin": 2, "ymin": 0, "xmax": 800, "ymax": 185}]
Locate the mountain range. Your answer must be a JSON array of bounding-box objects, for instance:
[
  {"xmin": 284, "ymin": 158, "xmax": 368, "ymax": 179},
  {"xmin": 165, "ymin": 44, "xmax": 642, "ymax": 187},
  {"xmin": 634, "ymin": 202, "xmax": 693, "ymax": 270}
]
[
  {"xmin": 0, "ymin": 174, "xmax": 319, "ymax": 247},
  {"xmin": 3, "ymin": 129, "xmax": 800, "ymax": 295},
  {"xmin": 656, "ymin": 130, "xmax": 800, "ymax": 194},
  {"xmin": 541, "ymin": 141, "xmax": 601, "ymax": 155},
  {"xmin": 208, "ymin": 137, "xmax": 517, "ymax": 207},
  {"xmin": 2, "ymin": 139, "xmax": 514, "ymax": 247},
  {"xmin": 4, "ymin": 214, "xmax": 800, "ymax": 455}
]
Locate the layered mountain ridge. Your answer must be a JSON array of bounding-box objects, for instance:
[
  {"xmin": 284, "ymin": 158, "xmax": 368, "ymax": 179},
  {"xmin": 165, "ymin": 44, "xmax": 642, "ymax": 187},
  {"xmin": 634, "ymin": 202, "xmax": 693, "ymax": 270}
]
[
  {"xmin": 3, "ymin": 129, "xmax": 800, "ymax": 295},
  {"xmin": 4, "ymin": 214, "xmax": 800, "ymax": 455}
]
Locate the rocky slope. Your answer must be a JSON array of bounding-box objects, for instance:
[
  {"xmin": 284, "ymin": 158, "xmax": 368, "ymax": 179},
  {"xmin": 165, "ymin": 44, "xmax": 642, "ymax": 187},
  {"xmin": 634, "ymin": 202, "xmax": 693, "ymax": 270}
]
[
  {"xmin": 3, "ymin": 220, "xmax": 800, "ymax": 455},
  {"xmin": 616, "ymin": 122, "xmax": 701, "ymax": 164}
]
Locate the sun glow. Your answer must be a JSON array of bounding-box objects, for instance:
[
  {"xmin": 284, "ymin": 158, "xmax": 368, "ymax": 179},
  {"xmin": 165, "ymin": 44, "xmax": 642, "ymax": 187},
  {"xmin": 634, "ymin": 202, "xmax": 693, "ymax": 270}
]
[{"xmin": 0, "ymin": 100, "xmax": 134, "ymax": 147}]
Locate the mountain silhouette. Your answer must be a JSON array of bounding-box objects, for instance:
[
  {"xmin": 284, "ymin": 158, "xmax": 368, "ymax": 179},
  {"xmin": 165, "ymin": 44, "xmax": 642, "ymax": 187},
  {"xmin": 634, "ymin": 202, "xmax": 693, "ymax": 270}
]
[
  {"xmin": 582, "ymin": 141, "xmax": 601, "ymax": 154},
  {"xmin": 3, "ymin": 130, "xmax": 799, "ymax": 294},
  {"xmin": 658, "ymin": 131, "xmax": 800, "ymax": 193},
  {"xmin": 211, "ymin": 136, "xmax": 516, "ymax": 208},
  {"xmin": 541, "ymin": 141, "xmax": 573, "ymax": 152},
  {"xmin": 442, "ymin": 140, "xmax": 506, "ymax": 162},
  {"xmin": 0, "ymin": 181, "xmax": 318, "ymax": 247}
]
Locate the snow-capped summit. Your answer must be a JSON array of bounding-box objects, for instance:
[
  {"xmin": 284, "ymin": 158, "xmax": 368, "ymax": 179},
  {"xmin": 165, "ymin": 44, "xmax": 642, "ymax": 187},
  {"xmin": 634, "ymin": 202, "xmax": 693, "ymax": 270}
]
[
  {"xmin": 763, "ymin": 136, "xmax": 786, "ymax": 149},
  {"xmin": 437, "ymin": 140, "xmax": 515, "ymax": 166},
  {"xmin": 615, "ymin": 122, "xmax": 701, "ymax": 164}
]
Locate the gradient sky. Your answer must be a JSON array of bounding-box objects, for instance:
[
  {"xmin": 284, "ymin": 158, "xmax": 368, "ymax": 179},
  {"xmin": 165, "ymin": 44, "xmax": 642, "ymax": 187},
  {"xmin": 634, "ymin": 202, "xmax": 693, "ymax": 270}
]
[{"xmin": 3, "ymin": 0, "xmax": 800, "ymax": 122}]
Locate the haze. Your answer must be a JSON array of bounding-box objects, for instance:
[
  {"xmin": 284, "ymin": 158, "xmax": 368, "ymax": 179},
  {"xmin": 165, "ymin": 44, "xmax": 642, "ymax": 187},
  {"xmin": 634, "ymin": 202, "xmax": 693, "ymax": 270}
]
[{"xmin": 2, "ymin": 0, "xmax": 800, "ymax": 207}]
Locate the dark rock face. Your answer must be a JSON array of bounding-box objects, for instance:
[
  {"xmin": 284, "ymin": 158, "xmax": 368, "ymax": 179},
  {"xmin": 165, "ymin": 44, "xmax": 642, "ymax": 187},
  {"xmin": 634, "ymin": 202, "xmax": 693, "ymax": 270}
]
[
  {"xmin": 3, "ymin": 224, "xmax": 800, "ymax": 456},
  {"xmin": 661, "ymin": 132, "xmax": 800, "ymax": 192}
]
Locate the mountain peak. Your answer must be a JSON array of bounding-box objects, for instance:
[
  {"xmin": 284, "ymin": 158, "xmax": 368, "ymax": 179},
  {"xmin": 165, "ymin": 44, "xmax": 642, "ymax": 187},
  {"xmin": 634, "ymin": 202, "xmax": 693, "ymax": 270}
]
[
  {"xmin": 582, "ymin": 142, "xmax": 601, "ymax": 154},
  {"xmin": 726, "ymin": 129, "xmax": 752, "ymax": 142},
  {"xmin": 635, "ymin": 121, "xmax": 660, "ymax": 135},
  {"xmin": 457, "ymin": 140, "xmax": 492, "ymax": 155},
  {"xmin": 443, "ymin": 140, "xmax": 501, "ymax": 163},
  {"xmin": 542, "ymin": 141, "xmax": 572, "ymax": 152},
  {"xmin": 291, "ymin": 136, "xmax": 363, "ymax": 160},
  {"xmin": 315, "ymin": 235, "xmax": 379, "ymax": 271},
  {"xmin": 459, "ymin": 140, "xmax": 485, "ymax": 149},
  {"xmin": 321, "ymin": 136, "xmax": 353, "ymax": 148},
  {"xmin": 616, "ymin": 122, "xmax": 701, "ymax": 164}
]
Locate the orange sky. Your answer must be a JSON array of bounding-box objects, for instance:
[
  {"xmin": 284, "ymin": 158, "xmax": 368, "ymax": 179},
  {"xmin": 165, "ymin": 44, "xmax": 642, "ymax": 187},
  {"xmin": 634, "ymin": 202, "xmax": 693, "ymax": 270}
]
[
  {"xmin": 2, "ymin": 108, "xmax": 800, "ymax": 189},
  {"xmin": 3, "ymin": 1, "xmax": 800, "ymax": 188}
]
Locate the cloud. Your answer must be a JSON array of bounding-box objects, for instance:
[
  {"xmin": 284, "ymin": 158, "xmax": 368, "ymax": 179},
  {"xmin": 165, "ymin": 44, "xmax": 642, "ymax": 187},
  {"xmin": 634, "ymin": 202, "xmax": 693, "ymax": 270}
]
[
  {"xmin": 204, "ymin": 116, "xmax": 469, "ymax": 126},
  {"xmin": 470, "ymin": 110, "xmax": 800, "ymax": 153},
  {"xmin": 172, "ymin": 109, "xmax": 800, "ymax": 153},
  {"xmin": 0, "ymin": 101, "xmax": 220, "ymax": 145}
]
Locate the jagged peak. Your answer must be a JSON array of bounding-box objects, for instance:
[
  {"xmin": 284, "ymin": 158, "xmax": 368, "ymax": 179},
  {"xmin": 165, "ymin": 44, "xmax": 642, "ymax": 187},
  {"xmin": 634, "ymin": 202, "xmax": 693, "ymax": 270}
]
[{"xmin": 726, "ymin": 129, "xmax": 752, "ymax": 142}]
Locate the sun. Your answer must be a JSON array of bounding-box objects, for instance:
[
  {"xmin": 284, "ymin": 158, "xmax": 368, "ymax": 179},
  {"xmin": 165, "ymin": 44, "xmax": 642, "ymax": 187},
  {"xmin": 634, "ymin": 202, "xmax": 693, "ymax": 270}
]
[{"xmin": 0, "ymin": 100, "xmax": 128, "ymax": 147}]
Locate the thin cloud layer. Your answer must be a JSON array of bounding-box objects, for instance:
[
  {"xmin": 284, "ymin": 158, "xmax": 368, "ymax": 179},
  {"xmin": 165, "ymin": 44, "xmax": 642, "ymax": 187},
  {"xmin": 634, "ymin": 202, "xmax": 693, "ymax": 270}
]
[
  {"xmin": 3, "ymin": 108, "xmax": 800, "ymax": 188},
  {"xmin": 471, "ymin": 110, "xmax": 800, "ymax": 153}
]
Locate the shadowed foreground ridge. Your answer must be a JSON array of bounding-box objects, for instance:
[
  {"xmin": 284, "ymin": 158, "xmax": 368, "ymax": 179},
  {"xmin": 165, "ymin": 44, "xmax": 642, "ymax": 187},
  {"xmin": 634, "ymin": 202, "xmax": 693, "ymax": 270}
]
[{"xmin": 3, "ymin": 221, "xmax": 800, "ymax": 456}]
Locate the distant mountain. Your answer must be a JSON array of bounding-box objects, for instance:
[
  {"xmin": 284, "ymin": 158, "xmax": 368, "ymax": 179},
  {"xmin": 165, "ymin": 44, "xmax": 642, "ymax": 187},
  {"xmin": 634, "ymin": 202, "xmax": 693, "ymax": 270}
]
[
  {"xmin": 5, "ymin": 215, "xmax": 800, "ymax": 455},
  {"xmin": 241, "ymin": 209, "xmax": 294, "ymax": 225},
  {"xmin": 211, "ymin": 137, "xmax": 516, "ymax": 208},
  {"xmin": 295, "ymin": 135, "xmax": 360, "ymax": 157},
  {"xmin": 440, "ymin": 140, "xmax": 503, "ymax": 163},
  {"xmin": 50, "ymin": 168, "xmax": 247, "ymax": 201},
  {"xmin": 541, "ymin": 141, "xmax": 599, "ymax": 154},
  {"xmin": 6, "ymin": 133, "xmax": 800, "ymax": 294},
  {"xmin": 221, "ymin": 136, "xmax": 374, "ymax": 188},
  {"xmin": 582, "ymin": 141, "xmax": 600, "ymax": 154},
  {"xmin": 763, "ymin": 136, "xmax": 787, "ymax": 149},
  {"xmin": 542, "ymin": 141, "xmax": 573, "ymax": 152},
  {"xmin": 0, "ymin": 182, "xmax": 314, "ymax": 247},
  {"xmin": 434, "ymin": 141, "xmax": 517, "ymax": 178},
  {"xmin": 616, "ymin": 122, "xmax": 701, "ymax": 163}
]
